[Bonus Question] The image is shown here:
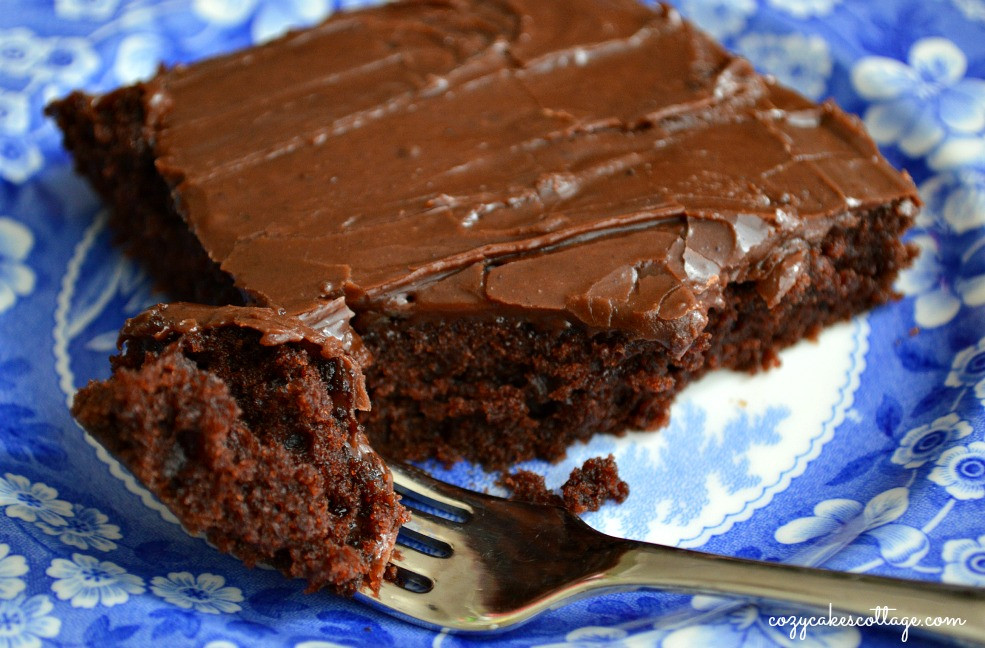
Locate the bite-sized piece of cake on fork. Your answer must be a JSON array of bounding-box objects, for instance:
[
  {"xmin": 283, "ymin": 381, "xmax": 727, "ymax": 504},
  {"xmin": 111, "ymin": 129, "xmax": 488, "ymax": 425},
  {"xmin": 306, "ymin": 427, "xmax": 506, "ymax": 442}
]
[{"xmin": 71, "ymin": 303, "xmax": 407, "ymax": 595}]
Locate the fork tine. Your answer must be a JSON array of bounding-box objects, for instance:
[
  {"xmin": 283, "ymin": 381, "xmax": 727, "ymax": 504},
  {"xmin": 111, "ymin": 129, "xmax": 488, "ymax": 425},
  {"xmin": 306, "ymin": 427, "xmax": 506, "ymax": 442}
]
[
  {"xmin": 390, "ymin": 547, "xmax": 462, "ymax": 583},
  {"xmin": 399, "ymin": 509, "xmax": 464, "ymax": 546},
  {"xmin": 389, "ymin": 463, "xmax": 474, "ymax": 514},
  {"xmin": 387, "ymin": 547, "xmax": 450, "ymax": 579},
  {"xmin": 368, "ymin": 560, "xmax": 488, "ymax": 631},
  {"xmin": 370, "ymin": 579, "xmax": 451, "ymax": 627}
]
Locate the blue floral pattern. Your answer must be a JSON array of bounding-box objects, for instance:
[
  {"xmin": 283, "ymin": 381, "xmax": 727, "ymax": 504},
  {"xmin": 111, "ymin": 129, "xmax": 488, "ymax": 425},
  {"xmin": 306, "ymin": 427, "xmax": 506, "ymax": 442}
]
[
  {"xmin": 660, "ymin": 596, "xmax": 860, "ymax": 647},
  {"xmin": 0, "ymin": 545, "xmax": 27, "ymax": 600},
  {"xmin": 941, "ymin": 534, "xmax": 985, "ymax": 586},
  {"xmin": 0, "ymin": 27, "xmax": 100, "ymax": 182},
  {"xmin": 0, "ymin": 473, "xmax": 72, "ymax": 526},
  {"xmin": 1, "ymin": 1, "xmax": 985, "ymax": 646},
  {"xmin": 853, "ymin": 37, "xmax": 985, "ymax": 156},
  {"xmin": 929, "ymin": 441, "xmax": 985, "ymax": 499},
  {"xmin": 953, "ymin": 0, "xmax": 985, "ymax": 23},
  {"xmin": 767, "ymin": 0, "xmax": 843, "ymax": 19},
  {"xmin": 947, "ymin": 335, "xmax": 985, "ymax": 390},
  {"xmin": 191, "ymin": 0, "xmax": 333, "ymax": 43},
  {"xmin": 891, "ymin": 413, "xmax": 973, "ymax": 468},
  {"xmin": 150, "ymin": 573, "xmax": 244, "ymax": 615},
  {"xmin": 54, "ymin": 0, "xmax": 122, "ymax": 22},
  {"xmin": 47, "ymin": 554, "xmax": 145, "ymax": 608},
  {"xmin": 895, "ymin": 232, "xmax": 985, "ymax": 327},
  {"xmin": 36, "ymin": 504, "xmax": 121, "ymax": 552},
  {"xmin": 918, "ymin": 165, "xmax": 985, "ymax": 234},
  {"xmin": 775, "ymin": 487, "xmax": 930, "ymax": 568},
  {"xmin": 0, "ymin": 218, "xmax": 34, "ymax": 314},
  {"xmin": 678, "ymin": 0, "xmax": 756, "ymax": 40},
  {"xmin": 0, "ymin": 594, "xmax": 61, "ymax": 648},
  {"xmin": 736, "ymin": 32, "xmax": 832, "ymax": 99},
  {"xmin": 0, "ymin": 404, "xmax": 67, "ymax": 469}
]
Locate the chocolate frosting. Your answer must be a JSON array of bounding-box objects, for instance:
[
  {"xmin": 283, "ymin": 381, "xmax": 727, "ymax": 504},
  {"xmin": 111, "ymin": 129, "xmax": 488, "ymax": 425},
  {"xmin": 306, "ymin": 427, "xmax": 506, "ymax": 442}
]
[{"xmin": 139, "ymin": 0, "xmax": 918, "ymax": 357}]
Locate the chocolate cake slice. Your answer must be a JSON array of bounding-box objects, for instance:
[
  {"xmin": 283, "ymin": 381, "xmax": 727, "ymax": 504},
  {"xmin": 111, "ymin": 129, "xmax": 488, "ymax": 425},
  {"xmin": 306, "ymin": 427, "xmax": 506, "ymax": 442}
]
[
  {"xmin": 50, "ymin": 0, "xmax": 919, "ymax": 469},
  {"xmin": 71, "ymin": 303, "xmax": 407, "ymax": 595}
]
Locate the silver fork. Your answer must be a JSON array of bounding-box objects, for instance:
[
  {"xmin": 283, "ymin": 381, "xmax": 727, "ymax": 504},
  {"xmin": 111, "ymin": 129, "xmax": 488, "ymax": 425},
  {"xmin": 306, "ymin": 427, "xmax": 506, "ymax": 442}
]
[{"xmin": 354, "ymin": 463, "xmax": 985, "ymax": 643}]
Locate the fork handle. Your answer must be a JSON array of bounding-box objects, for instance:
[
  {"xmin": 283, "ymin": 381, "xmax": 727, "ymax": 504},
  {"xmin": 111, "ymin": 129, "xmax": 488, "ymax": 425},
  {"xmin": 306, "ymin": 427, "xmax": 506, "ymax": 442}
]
[{"xmin": 606, "ymin": 542, "xmax": 985, "ymax": 643}]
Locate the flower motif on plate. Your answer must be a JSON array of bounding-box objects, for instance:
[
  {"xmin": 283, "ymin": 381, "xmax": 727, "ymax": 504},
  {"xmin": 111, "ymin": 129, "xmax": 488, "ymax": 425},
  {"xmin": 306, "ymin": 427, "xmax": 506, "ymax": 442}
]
[
  {"xmin": 0, "ymin": 595, "xmax": 60, "ymax": 648},
  {"xmin": 192, "ymin": 0, "xmax": 332, "ymax": 43},
  {"xmin": 0, "ymin": 473, "xmax": 71, "ymax": 526},
  {"xmin": 47, "ymin": 553, "xmax": 145, "ymax": 608},
  {"xmin": 767, "ymin": 0, "xmax": 843, "ymax": 19},
  {"xmin": 0, "ymin": 545, "xmax": 27, "ymax": 601},
  {"xmin": 679, "ymin": 0, "xmax": 757, "ymax": 40},
  {"xmin": 891, "ymin": 414, "xmax": 973, "ymax": 468},
  {"xmin": 36, "ymin": 503, "xmax": 122, "ymax": 552},
  {"xmin": 929, "ymin": 441, "xmax": 985, "ymax": 499},
  {"xmin": 895, "ymin": 233, "xmax": 985, "ymax": 328},
  {"xmin": 150, "ymin": 572, "xmax": 244, "ymax": 615},
  {"xmin": 775, "ymin": 487, "xmax": 929, "ymax": 567},
  {"xmin": 946, "ymin": 337, "xmax": 985, "ymax": 398},
  {"xmin": 736, "ymin": 32, "xmax": 832, "ymax": 99},
  {"xmin": 0, "ymin": 217, "xmax": 35, "ymax": 315},
  {"xmin": 852, "ymin": 37, "xmax": 985, "ymax": 157},
  {"xmin": 941, "ymin": 534, "xmax": 985, "ymax": 586}
]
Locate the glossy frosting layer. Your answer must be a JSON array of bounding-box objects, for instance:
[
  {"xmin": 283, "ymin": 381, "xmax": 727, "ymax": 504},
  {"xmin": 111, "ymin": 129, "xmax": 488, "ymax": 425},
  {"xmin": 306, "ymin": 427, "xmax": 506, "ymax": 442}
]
[{"xmin": 142, "ymin": 0, "xmax": 917, "ymax": 355}]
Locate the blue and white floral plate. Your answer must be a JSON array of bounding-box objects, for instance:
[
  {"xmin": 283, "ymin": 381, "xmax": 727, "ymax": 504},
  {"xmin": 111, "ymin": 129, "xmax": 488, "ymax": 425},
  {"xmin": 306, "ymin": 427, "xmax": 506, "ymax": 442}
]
[{"xmin": 2, "ymin": 1, "xmax": 984, "ymax": 646}]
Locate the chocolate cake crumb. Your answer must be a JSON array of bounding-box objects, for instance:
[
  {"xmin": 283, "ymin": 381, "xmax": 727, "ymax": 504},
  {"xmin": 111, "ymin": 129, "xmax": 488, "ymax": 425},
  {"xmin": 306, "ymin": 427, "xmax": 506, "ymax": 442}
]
[
  {"xmin": 561, "ymin": 455, "xmax": 630, "ymax": 514},
  {"xmin": 383, "ymin": 562, "xmax": 399, "ymax": 584},
  {"xmin": 497, "ymin": 470, "xmax": 563, "ymax": 508},
  {"xmin": 499, "ymin": 455, "xmax": 629, "ymax": 514}
]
